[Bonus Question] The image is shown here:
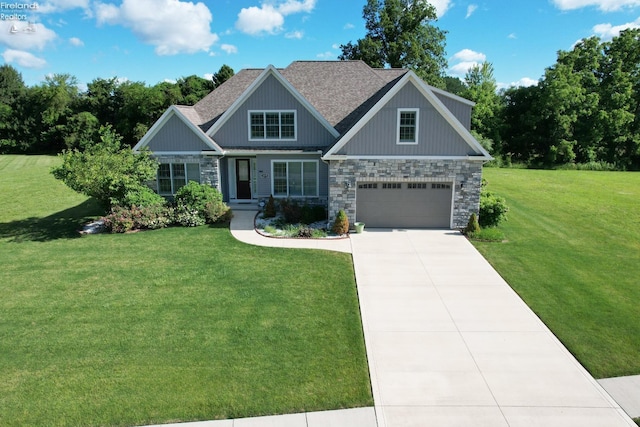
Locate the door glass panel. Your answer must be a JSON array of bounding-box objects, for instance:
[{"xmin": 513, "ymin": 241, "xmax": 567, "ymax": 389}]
[{"xmin": 238, "ymin": 160, "xmax": 249, "ymax": 181}]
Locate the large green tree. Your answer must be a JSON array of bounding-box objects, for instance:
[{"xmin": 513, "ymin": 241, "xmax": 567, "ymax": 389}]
[
  {"xmin": 463, "ymin": 62, "xmax": 502, "ymax": 147},
  {"xmin": 339, "ymin": 0, "xmax": 447, "ymax": 87},
  {"xmin": 0, "ymin": 65, "xmax": 26, "ymax": 152}
]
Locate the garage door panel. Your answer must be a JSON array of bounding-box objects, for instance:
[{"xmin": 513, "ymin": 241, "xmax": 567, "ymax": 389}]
[{"xmin": 356, "ymin": 182, "xmax": 452, "ymax": 228}]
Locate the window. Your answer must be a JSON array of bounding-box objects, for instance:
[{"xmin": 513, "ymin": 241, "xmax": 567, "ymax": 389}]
[
  {"xmin": 397, "ymin": 108, "xmax": 419, "ymax": 144},
  {"xmin": 358, "ymin": 183, "xmax": 378, "ymax": 189},
  {"xmin": 432, "ymin": 183, "xmax": 452, "ymax": 190},
  {"xmin": 271, "ymin": 160, "xmax": 318, "ymax": 197},
  {"xmin": 382, "ymin": 183, "xmax": 402, "ymax": 189},
  {"xmin": 249, "ymin": 111, "xmax": 297, "ymax": 140},
  {"xmin": 157, "ymin": 162, "xmax": 200, "ymax": 195},
  {"xmin": 408, "ymin": 183, "xmax": 428, "ymax": 189}
]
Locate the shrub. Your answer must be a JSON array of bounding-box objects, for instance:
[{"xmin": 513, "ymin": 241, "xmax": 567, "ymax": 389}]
[
  {"xmin": 122, "ymin": 185, "xmax": 165, "ymax": 208},
  {"xmin": 263, "ymin": 195, "xmax": 277, "ymax": 218},
  {"xmin": 297, "ymin": 227, "xmax": 314, "ymax": 238},
  {"xmin": 479, "ymin": 189, "xmax": 509, "ymax": 228},
  {"xmin": 103, "ymin": 204, "xmax": 172, "ymax": 233},
  {"xmin": 464, "ymin": 213, "xmax": 481, "ymax": 235},
  {"xmin": 174, "ymin": 181, "xmax": 229, "ymax": 224},
  {"xmin": 280, "ymin": 198, "xmax": 302, "ymax": 224},
  {"xmin": 301, "ymin": 204, "xmax": 327, "ymax": 224},
  {"xmin": 174, "ymin": 201, "xmax": 206, "ymax": 227},
  {"xmin": 332, "ymin": 209, "xmax": 349, "ymax": 235}
]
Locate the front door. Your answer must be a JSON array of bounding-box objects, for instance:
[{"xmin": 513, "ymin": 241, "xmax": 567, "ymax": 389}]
[{"xmin": 235, "ymin": 159, "xmax": 251, "ymax": 199}]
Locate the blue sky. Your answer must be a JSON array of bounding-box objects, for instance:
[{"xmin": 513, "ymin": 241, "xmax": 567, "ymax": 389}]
[{"xmin": 2, "ymin": 0, "xmax": 640, "ymax": 89}]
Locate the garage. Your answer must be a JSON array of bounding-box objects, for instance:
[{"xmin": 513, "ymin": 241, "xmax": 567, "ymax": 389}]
[{"xmin": 356, "ymin": 182, "xmax": 453, "ymax": 228}]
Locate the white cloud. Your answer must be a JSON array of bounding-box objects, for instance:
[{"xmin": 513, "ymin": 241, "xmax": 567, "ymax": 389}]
[
  {"xmin": 236, "ymin": 4, "xmax": 284, "ymax": 35},
  {"xmin": 0, "ymin": 21, "xmax": 57, "ymax": 51},
  {"xmin": 316, "ymin": 51, "xmax": 335, "ymax": 59},
  {"xmin": 36, "ymin": 0, "xmax": 90, "ymax": 13},
  {"xmin": 285, "ymin": 30, "xmax": 304, "ymax": 39},
  {"xmin": 592, "ymin": 18, "xmax": 640, "ymax": 39},
  {"xmin": 452, "ymin": 48, "xmax": 486, "ymax": 62},
  {"xmin": 203, "ymin": 73, "xmax": 214, "ymax": 80},
  {"xmin": 94, "ymin": 0, "xmax": 218, "ymax": 55},
  {"xmin": 466, "ymin": 4, "xmax": 478, "ymax": 18},
  {"xmin": 163, "ymin": 78, "xmax": 177, "ymax": 84},
  {"xmin": 221, "ymin": 43, "xmax": 238, "ymax": 54},
  {"xmin": 69, "ymin": 37, "xmax": 84, "ymax": 46},
  {"xmin": 508, "ymin": 33, "xmax": 517, "ymax": 39},
  {"xmin": 344, "ymin": 23, "xmax": 355, "ymax": 30},
  {"xmin": 497, "ymin": 77, "xmax": 538, "ymax": 89},
  {"xmin": 235, "ymin": 0, "xmax": 317, "ymax": 35},
  {"xmin": 2, "ymin": 49, "xmax": 47, "ymax": 68},
  {"xmin": 331, "ymin": 43, "xmax": 340, "ymax": 49},
  {"xmin": 449, "ymin": 49, "xmax": 487, "ymax": 76},
  {"xmin": 552, "ymin": 0, "xmax": 640, "ymax": 11},
  {"xmin": 430, "ymin": 0, "xmax": 452, "ymax": 17}
]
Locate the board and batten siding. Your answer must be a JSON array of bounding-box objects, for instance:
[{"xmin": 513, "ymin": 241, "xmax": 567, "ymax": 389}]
[
  {"xmin": 212, "ymin": 75, "xmax": 336, "ymax": 149},
  {"xmin": 336, "ymin": 83, "xmax": 477, "ymax": 157},
  {"xmin": 146, "ymin": 114, "xmax": 212, "ymax": 152},
  {"xmin": 255, "ymin": 154, "xmax": 328, "ymax": 198},
  {"xmin": 433, "ymin": 92, "xmax": 472, "ymax": 131}
]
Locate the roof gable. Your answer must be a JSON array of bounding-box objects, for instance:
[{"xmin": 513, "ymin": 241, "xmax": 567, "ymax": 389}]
[
  {"xmin": 205, "ymin": 65, "xmax": 339, "ymax": 139},
  {"xmin": 133, "ymin": 106, "xmax": 223, "ymax": 154},
  {"xmin": 323, "ymin": 71, "xmax": 492, "ymax": 160}
]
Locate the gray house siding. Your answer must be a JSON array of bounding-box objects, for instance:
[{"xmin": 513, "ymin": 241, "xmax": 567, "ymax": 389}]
[
  {"xmin": 146, "ymin": 114, "xmax": 212, "ymax": 152},
  {"xmin": 433, "ymin": 93, "xmax": 472, "ymax": 130},
  {"xmin": 149, "ymin": 154, "xmax": 220, "ymax": 194},
  {"xmin": 336, "ymin": 83, "xmax": 477, "ymax": 156},
  {"xmin": 212, "ymin": 75, "xmax": 336, "ymax": 149}
]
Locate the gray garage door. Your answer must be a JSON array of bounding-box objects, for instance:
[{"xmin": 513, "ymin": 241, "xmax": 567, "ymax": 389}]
[{"xmin": 356, "ymin": 182, "xmax": 453, "ymax": 228}]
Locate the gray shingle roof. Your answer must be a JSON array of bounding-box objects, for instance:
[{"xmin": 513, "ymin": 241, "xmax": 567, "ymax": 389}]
[{"xmin": 181, "ymin": 61, "xmax": 409, "ymax": 136}]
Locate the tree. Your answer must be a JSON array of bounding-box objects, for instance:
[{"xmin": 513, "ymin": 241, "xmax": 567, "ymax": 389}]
[
  {"xmin": 52, "ymin": 125, "xmax": 158, "ymax": 210},
  {"xmin": 443, "ymin": 75, "xmax": 466, "ymax": 96},
  {"xmin": 0, "ymin": 65, "xmax": 26, "ymax": 152},
  {"xmin": 464, "ymin": 62, "xmax": 502, "ymax": 147},
  {"xmin": 339, "ymin": 0, "xmax": 448, "ymax": 87},
  {"xmin": 211, "ymin": 64, "xmax": 235, "ymax": 88}
]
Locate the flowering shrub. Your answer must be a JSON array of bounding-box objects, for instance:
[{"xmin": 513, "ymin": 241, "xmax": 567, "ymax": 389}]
[
  {"xmin": 103, "ymin": 204, "xmax": 173, "ymax": 233},
  {"xmin": 174, "ymin": 201, "xmax": 206, "ymax": 227}
]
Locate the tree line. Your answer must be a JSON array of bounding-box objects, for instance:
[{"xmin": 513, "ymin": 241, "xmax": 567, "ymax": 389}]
[{"xmin": 0, "ymin": 64, "xmax": 234, "ymax": 154}]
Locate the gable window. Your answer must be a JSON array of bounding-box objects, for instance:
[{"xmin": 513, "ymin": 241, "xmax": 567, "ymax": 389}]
[
  {"xmin": 397, "ymin": 108, "xmax": 419, "ymax": 144},
  {"xmin": 249, "ymin": 111, "xmax": 296, "ymax": 140},
  {"xmin": 271, "ymin": 160, "xmax": 318, "ymax": 197},
  {"xmin": 157, "ymin": 162, "xmax": 200, "ymax": 195}
]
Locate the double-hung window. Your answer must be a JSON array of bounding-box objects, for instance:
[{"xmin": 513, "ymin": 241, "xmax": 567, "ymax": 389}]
[
  {"xmin": 249, "ymin": 111, "xmax": 296, "ymax": 140},
  {"xmin": 271, "ymin": 160, "xmax": 318, "ymax": 197},
  {"xmin": 157, "ymin": 162, "xmax": 200, "ymax": 195},
  {"xmin": 397, "ymin": 108, "xmax": 419, "ymax": 144}
]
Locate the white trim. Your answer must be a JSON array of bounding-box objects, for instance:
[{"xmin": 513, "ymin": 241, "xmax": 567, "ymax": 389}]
[
  {"xmin": 322, "ymin": 154, "xmax": 485, "ymax": 161},
  {"xmin": 324, "ymin": 71, "xmax": 492, "ymax": 159},
  {"xmin": 270, "ymin": 159, "xmax": 319, "ymax": 198},
  {"xmin": 207, "ymin": 65, "xmax": 340, "ymax": 139},
  {"xmin": 429, "ymin": 86, "xmax": 476, "ymax": 107},
  {"xmin": 247, "ymin": 110, "xmax": 297, "ymax": 141},
  {"xmin": 396, "ymin": 108, "xmax": 419, "ymax": 145},
  {"xmin": 133, "ymin": 106, "xmax": 223, "ymax": 154},
  {"xmin": 150, "ymin": 151, "xmax": 219, "ymax": 156},
  {"xmin": 224, "ymin": 150, "xmax": 322, "ymax": 156}
]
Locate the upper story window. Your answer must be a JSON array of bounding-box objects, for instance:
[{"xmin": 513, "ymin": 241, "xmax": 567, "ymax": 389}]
[
  {"xmin": 249, "ymin": 111, "xmax": 296, "ymax": 141},
  {"xmin": 397, "ymin": 108, "xmax": 419, "ymax": 145}
]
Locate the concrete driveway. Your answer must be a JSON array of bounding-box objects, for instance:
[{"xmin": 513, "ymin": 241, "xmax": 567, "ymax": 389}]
[{"xmin": 350, "ymin": 229, "xmax": 635, "ymax": 427}]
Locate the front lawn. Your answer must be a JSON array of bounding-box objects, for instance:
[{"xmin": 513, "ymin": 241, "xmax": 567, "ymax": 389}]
[
  {"xmin": 0, "ymin": 155, "xmax": 372, "ymax": 427},
  {"xmin": 474, "ymin": 168, "xmax": 640, "ymax": 379}
]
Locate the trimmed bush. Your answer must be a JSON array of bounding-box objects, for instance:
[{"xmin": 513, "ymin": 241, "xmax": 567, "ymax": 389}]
[
  {"xmin": 174, "ymin": 181, "xmax": 228, "ymax": 224},
  {"xmin": 332, "ymin": 209, "xmax": 349, "ymax": 235},
  {"xmin": 479, "ymin": 189, "xmax": 509, "ymax": 228},
  {"xmin": 280, "ymin": 199, "xmax": 302, "ymax": 224},
  {"xmin": 122, "ymin": 185, "xmax": 166, "ymax": 208},
  {"xmin": 205, "ymin": 201, "xmax": 232, "ymax": 223},
  {"xmin": 301, "ymin": 204, "xmax": 327, "ymax": 225},
  {"xmin": 464, "ymin": 213, "xmax": 481, "ymax": 235},
  {"xmin": 263, "ymin": 195, "xmax": 277, "ymax": 218}
]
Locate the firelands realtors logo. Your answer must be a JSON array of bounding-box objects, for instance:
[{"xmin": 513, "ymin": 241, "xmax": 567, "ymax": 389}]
[{"xmin": 1, "ymin": 2, "xmax": 39, "ymax": 33}]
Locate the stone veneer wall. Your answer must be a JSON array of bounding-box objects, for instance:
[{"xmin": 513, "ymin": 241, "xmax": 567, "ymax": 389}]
[
  {"xmin": 147, "ymin": 155, "xmax": 220, "ymax": 193},
  {"xmin": 328, "ymin": 159, "xmax": 483, "ymax": 229}
]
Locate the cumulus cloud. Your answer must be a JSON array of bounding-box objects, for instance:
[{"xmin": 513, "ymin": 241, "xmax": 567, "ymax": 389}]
[
  {"xmin": 36, "ymin": 0, "xmax": 90, "ymax": 13},
  {"xmin": 69, "ymin": 37, "xmax": 84, "ymax": 46},
  {"xmin": 593, "ymin": 18, "xmax": 640, "ymax": 39},
  {"xmin": 0, "ymin": 21, "xmax": 57, "ymax": 51},
  {"xmin": 344, "ymin": 23, "xmax": 355, "ymax": 30},
  {"xmin": 316, "ymin": 51, "xmax": 335, "ymax": 59},
  {"xmin": 552, "ymin": 0, "xmax": 640, "ymax": 11},
  {"xmin": 220, "ymin": 43, "xmax": 238, "ymax": 54},
  {"xmin": 449, "ymin": 49, "xmax": 486, "ymax": 76},
  {"xmin": 466, "ymin": 4, "xmax": 478, "ymax": 18},
  {"xmin": 2, "ymin": 49, "xmax": 47, "ymax": 68},
  {"xmin": 430, "ymin": 0, "xmax": 452, "ymax": 17},
  {"xmin": 94, "ymin": 0, "xmax": 218, "ymax": 55},
  {"xmin": 497, "ymin": 77, "xmax": 538, "ymax": 89},
  {"xmin": 235, "ymin": 0, "xmax": 317, "ymax": 35},
  {"xmin": 508, "ymin": 33, "xmax": 517, "ymax": 39}
]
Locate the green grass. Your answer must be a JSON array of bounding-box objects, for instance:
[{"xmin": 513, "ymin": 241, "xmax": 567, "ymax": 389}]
[
  {"xmin": 0, "ymin": 155, "xmax": 372, "ymax": 427},
  {"xmin": 473, "ymin": 168, "xmax": 640, "ymax": 379}
]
